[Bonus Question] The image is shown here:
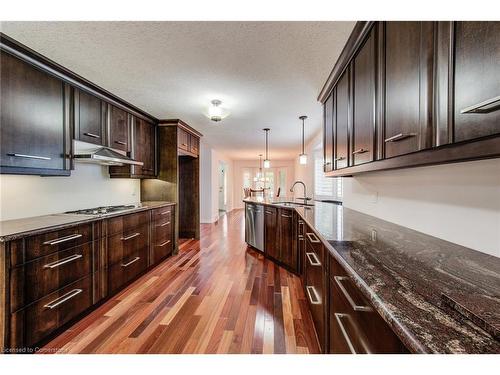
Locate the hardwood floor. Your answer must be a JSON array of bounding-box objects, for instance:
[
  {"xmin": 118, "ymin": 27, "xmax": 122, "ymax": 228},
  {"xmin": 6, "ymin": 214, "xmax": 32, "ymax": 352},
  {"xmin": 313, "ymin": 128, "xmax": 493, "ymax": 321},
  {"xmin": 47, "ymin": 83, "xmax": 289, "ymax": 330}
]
[{"xmin": 41, "ymin": 209, "xmax": 320, "ymax": 354}]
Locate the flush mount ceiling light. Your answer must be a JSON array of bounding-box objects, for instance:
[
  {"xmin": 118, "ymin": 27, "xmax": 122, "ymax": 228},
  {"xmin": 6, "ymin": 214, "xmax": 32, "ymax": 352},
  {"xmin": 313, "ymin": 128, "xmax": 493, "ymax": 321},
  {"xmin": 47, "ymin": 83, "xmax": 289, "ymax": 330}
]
[
  {"xmin": 263, "ymin": 128, "xmax": 271, "ymax": 169},
  {"xmin": 208, "ymin": 99, "xmax": 229, "ymax": 122},
  {"xmin": 299, "ymin": 115, "xmax": 308, "ymax": 165}
]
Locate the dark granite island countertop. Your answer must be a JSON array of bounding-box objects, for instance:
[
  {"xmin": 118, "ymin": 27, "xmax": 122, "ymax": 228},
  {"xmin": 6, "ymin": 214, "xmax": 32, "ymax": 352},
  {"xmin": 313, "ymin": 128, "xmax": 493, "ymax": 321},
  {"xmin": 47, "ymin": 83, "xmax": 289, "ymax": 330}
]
[
  {"xmin": 0, "ymin": 201, "xmax": 175, "ymax": 242},
  {"xmin": 243, "ymin": 197, "xmax": 500, "ymax": 353}
]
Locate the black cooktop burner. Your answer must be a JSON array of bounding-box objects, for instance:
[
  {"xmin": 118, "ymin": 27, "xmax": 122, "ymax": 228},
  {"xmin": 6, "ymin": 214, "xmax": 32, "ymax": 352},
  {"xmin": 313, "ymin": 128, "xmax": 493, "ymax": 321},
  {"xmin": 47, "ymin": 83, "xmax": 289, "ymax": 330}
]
[{"xmin": 65, "ymin": 204, "xmax": 138, "ymax": 215}]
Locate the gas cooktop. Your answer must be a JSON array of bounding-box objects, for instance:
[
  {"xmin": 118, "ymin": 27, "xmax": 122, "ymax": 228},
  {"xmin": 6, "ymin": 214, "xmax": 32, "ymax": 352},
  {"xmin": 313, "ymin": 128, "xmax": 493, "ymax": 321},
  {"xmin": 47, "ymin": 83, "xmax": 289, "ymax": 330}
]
[{"xmin": 65, "ymin": 204, "xmax": 140, "ymax": 216}]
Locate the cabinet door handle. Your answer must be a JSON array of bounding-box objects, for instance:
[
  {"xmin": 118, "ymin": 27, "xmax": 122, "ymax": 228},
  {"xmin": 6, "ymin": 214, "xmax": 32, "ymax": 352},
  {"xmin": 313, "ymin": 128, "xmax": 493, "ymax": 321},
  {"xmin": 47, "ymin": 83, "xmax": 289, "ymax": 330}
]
[
  {"xmin": 44, "ymin": 289, "xmax": 83, "ymax": 309},
  {"xmin": 384, "ymin": 133, "xmax": 417, "ymax": 143},
  {"xmin": 181, "ymin": 143, "xmax": 188, "ymax": 146},
  {"xmin": 142, "ymin": 168, "xmax": 154, "ymax": 172},
  {"xmin": 115, "ymin": 140, "xmax": 127, "ymax": 145},
  {"xmin": 281, "ymin": 213, "xmax": 292, "ymax": 218},
  {"xmin": 305, "ymin": 286, "xmax": 321, "ymax": 305},
  {"xmin": 120, "ymin": 232, "xmax": 140, "ymax": 241},
  {"xmin": 157, "ymin": 240, "xmax": 171, "ymax": 247},
  {"xmin": 460, "ymin": 95, "xmax": 500, "ymax": 114},
  {"xmin": 265, "ymin": 210, "xmax": 274, "ymax": 215},
  {"xmin": 335, "ymin": 156, "xmax": 345, "ymax": 161},
  {"xmin": 306, "ymin": 252, "xmax": 321, "ymax": 266},
  {"xmin": 121, "ymin": 256, "xmax": 140, "ymax": 267},
  {"xmin": 156, "ymin": 221, "xmax": 171, "ymax": 227},
  {"xmin": 83, "ymin": 132, "xmax": 101, "ymax": 139},
  {"xmin": 7, "ymin": 153, "xmax": 51, "ymax": 160},
  {"xmin": 43, "ymin": 234, "xmax": 82, "ymax": 246},
  {"xmin": 43, "ymin": 254, "xmax": 83, "ymax": 269},
  {"xmin": 334, "ymin": 276, "xmax": 372, "ymax": 312},
  {"xmin": 352, "ymin": 148, "xmax": 369, "ymax": 155},
  {"xmin": 305, "ymin": 232, "xmax": 320, "ymax": 243},
  {"xmin": 160, "ymin": 210, "xmax": 171, "ymax": 215},
  {"xmin": 334, "ymin": 313, "xmax": 357, "ymax": 354}
]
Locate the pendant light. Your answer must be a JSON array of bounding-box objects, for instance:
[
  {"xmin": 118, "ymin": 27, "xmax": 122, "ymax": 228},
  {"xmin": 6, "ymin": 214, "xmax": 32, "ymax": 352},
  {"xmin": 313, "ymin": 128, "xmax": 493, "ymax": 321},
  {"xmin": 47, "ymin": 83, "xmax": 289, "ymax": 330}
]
[
  {"xmin": 209, "ymin": 99, "xmax": 223, "ymax": 122},
  {"xmin": 299, "ymin": 115, "xmax": 308, "ymax": 165},
  {"xmin": 255, "ymin": 154, "xmax": 263, "ymax": 181},
  {"xmin": 263, "ymin": 128, "xmax": 271, "ymax": 169}
]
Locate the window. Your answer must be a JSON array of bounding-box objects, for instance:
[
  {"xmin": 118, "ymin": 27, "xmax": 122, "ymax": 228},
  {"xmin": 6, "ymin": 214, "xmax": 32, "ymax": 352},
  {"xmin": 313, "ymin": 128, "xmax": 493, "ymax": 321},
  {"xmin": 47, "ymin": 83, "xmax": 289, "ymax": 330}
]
[{"xmin": 314, "ymin": 147, "xmax": 342, "ymax": 201}]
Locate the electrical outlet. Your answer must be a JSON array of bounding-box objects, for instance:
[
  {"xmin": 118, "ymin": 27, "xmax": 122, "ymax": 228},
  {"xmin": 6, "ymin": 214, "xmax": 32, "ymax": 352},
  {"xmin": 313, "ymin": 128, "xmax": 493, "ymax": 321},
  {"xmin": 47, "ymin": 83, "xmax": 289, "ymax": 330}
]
[{"xmin": 371, "ymin": 229, "xmax": 377, "ymax": 242}]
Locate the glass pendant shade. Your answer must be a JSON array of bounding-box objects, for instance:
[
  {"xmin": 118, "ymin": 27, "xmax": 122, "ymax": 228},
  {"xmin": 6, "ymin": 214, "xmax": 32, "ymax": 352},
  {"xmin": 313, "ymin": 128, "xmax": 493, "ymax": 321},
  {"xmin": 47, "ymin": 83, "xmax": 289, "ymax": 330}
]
[
  {"xmin": 299, "ymin": 153, "xmax": 307, "ymax": 165},
  {"xmin": 209, "ymin": 100, "xmax": 223, "ymax": 122},
  {"xmin": 263, "ymin": 159, "xmax": 270, "ymax": 169}
]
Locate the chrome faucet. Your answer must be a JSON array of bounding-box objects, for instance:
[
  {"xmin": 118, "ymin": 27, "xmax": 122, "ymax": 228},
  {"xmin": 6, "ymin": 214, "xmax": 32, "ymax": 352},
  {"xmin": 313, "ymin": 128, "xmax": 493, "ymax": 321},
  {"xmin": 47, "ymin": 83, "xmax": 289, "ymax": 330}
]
[{"xmin": 290, "ymin": 181, "xmax": 311, "ymax": 204}]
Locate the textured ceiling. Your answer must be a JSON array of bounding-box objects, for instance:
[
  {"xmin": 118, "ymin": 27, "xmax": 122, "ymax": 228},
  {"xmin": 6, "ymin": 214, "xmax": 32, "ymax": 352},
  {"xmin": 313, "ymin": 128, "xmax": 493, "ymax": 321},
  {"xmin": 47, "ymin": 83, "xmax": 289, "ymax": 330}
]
[{"xmin": 1, "ymin": 21, "xmax": 355, "ymax": 160}]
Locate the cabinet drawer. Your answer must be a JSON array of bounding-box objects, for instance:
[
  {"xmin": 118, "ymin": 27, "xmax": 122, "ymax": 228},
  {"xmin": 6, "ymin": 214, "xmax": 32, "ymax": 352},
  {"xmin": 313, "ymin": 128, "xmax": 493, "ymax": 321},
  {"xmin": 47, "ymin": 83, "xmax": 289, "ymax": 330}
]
[
  {"xmin": 305, "ymin": 246, "xmax": 326, "ymax": 352},
  {"xmin": 153, "ymin": 219, "xmax": 172, "ymax": 245},
  {"xmin": 106, "ymin": 211, "xmax": 150, "ymax": 237},
  {"xmin": 24, "ymin": 276, "xmax": 92, "ymax": 347},
  {"xmin": 304, "ymin": 229, "xmax": 324, "ymax": 264},
  {"xmin": 11, "ymin": 242, "xmax": 94, "ymax": 311},
  {"xmin": 107, "ymin": 224, "xmax": 149, "ymax": 266},
  {"xmin": 26, "ymin": 223, "xmax": 93, "ymax": 261},
  {"xmin": 329, "ymin": 255, "xmax": 408, "ymax": 353},
  {"xmin": 151, "ymin": 236, "xmax": 173, "ymax": 265},
  {"xmin": 108, "ymin": 249, "xmax": 148, "ymax": 294},
  {"xmin": 151, "ymin": 206, "xmax": 173, "ymax": 223}
]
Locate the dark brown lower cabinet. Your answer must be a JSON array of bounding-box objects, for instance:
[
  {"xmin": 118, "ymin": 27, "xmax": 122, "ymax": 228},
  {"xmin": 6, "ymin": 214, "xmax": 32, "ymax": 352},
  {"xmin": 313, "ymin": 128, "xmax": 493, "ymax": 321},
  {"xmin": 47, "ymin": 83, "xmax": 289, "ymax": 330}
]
[
  {"xmin": 278, "ymin": 208, "xmax": 297, "ymax": 272},
  {"xmin": 304, "ymin": 228, "xmax": 326, "ymax": 352},
  {"xmin": 329, "ymin": 253, "xmax": 408, "ymax": 353},
  {"xmin": 264, "ymin": 206, "xmax": 279, "ymax": 260},
  {"xmin": 1, "ymin": 204, "xmax": 176, "ymax": 351}
]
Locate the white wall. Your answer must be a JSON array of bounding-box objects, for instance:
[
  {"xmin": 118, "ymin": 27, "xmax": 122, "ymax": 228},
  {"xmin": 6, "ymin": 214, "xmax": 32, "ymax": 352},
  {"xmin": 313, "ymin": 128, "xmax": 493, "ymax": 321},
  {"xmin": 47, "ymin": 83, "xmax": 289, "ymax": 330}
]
[
  {"xmin": 199, "ymin": 140, "xmax": 235, "ymax": 224},
  {"xmin": 233, "ymin": 159, "xmax": 296, "ymax": 209},
  {"xmin": 342, "ymin": 158, "xmax": 500, "ymax": 257},
  {"xmin": 0, "ymin": 163, "xmax": 140, "ymax": 221}
]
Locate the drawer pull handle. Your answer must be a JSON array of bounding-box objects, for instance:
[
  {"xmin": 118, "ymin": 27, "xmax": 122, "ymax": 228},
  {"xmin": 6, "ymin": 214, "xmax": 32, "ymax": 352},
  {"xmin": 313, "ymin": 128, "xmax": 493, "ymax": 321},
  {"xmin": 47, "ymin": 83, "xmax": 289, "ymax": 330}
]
[
  {"xmin": 121, "ymin": 256, "xmax": 140, "ymax": 267},
  {"xmin": 281, "ymin": 213, "xmax": 292, "ymax": 218},
  {"xmin": 83, "ymin": 132, "xmax": 101, "ymax": 139},
  {"xmin": 352, "ymin": 148, "xmax": 369, "ymax": 155},
  {"xmin": 43, "ymin": 234, "xmax": 83, "ymax": 246},
  {"xmin": 305, "ymin": 286, "xmax": 321, "ymax": 305},
  {"xmin": 114, "ymin": 140, "xmax": 127, "ymax": 146},
  {"xmin": 157, "ymin": 240, "xmax": 171, "ymax": 247},
  {"xmin": 121, "ymin": 232, "xmax": 140, "ymax": 241},
  {"xmin": 334, "ymin": 276, "xmax": 372, "ymax": 312},
  {"xmin": 157, "ymin": 221, "xmax": 171, "ymax": 227},
  {"xmin": 334, "ymin": 156, "xmax": 345, "ymax": 161},
  {"xmin": 44, "ymin": 289, "xmax": 83, "ymax": 309},
  {"xmin": 384, "ymin": 133, "xmax": 417, "ymax": 143},
  {"xmin": 265, "ymin": 210, "xmax": 274, "ymax": 214},
  {"xmin": 306, "ymin": 252, "xmax": 321, "ymax": 266},
  {"xmin": 44, "ymin": 254, "xmax": 83, "ymax": 269},
  {"xmin": 305, "ymin": 232, "xmax": 320, "ymax": 243},
  {"xmin": 334, "ymin": 313, "xmax": 357, "ymax": 354},
  {"xmin": 7, "ymin": 153, "xmax": 52, "ymax": 160},
  {"xmin": 460, "ymin": 95, "xmax": 500, "ymax": 114}
]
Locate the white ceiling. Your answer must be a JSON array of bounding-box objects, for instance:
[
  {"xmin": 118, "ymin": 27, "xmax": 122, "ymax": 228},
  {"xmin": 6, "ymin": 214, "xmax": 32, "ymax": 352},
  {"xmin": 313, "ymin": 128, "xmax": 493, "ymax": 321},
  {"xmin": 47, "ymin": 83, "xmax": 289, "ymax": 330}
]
[{"xmin": 1, "ymin": 21, "xmax": 355, "ymax": 160}]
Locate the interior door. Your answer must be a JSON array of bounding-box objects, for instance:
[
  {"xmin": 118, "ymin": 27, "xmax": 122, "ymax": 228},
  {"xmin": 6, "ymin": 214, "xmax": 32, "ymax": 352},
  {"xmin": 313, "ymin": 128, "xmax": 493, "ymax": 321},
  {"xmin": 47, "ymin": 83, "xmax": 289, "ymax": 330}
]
[{"xmin": 453, "ymin": 22, "xmax": 500, "ymax": 142}]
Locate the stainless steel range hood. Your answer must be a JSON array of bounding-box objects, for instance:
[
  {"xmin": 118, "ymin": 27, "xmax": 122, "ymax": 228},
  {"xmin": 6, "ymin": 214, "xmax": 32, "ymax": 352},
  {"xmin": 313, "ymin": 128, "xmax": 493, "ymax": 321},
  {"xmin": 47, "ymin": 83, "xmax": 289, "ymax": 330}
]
[{"xmin": 73, "ymin": 141, "xmax": 143, "ymax": 166}]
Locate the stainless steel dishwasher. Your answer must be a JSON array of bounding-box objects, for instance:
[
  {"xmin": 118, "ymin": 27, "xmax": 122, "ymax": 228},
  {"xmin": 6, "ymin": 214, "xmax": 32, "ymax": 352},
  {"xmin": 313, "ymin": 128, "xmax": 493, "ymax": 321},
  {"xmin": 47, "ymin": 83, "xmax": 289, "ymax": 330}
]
[{"xmin": 245, "ymin": 203, "xmax": 264, "ymax": 251}]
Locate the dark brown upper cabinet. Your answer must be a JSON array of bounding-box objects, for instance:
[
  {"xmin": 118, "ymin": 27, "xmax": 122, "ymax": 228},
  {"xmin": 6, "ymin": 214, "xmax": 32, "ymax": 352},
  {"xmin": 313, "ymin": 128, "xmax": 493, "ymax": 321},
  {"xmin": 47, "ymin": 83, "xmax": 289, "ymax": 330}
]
[
  {"xmin": 351, "ymin": 26, "xmax": 376, "ymax": 165},
  {"xmin": 109, "ymin": 116, "xmax": 156, "ymax": 178},
  {"xmin": 452, "ymin": 22, "xmax": 500, "ymax": 143},
  {"xmin": 177, "ymin": 128, "xmax": 190, "ymax": 152},
  {"xmin": 323, "ymin": 93, "xmax": 334, "ymax": 172},
  {"xmin": 74, "ymin": 88, "xmax": 105, "ymax": 145},
  {"xmin": 0, "ymin": 50, "xmax": 70, "ymax": 176},
  {"xmin": 190, "ymin": 134, "xmax": 199, "ymax": 156},
  {"xmin": 383, "ymin": 21, "xmax": 434, "ymax": 159},
  {"xmin": 335, "ymin": 70, "xmax": 350, "ymax": 170},
  {"xmin": 109, "ymin": 104, "xmax": 130, "ymax": 152}
]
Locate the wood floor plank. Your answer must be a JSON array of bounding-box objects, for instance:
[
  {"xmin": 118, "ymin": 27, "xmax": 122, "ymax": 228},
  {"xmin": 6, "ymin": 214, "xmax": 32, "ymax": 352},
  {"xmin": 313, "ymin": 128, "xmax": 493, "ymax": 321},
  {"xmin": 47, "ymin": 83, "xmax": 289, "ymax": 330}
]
[{"xmin": 41, "ymin": 209, "xmax": 319, "ymax": 354}]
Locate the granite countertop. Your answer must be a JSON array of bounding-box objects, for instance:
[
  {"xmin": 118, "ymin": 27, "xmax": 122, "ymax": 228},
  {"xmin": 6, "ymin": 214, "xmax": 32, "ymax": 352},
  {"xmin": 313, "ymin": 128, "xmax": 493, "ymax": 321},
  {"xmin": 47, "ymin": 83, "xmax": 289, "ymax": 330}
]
[
  {"xmin": 244, "ymin": 197, "xmax": 500, "ymax": 353},
  {"xmin": 0, "ymin": 201, "xmax": 175, "ymax": 242}
]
